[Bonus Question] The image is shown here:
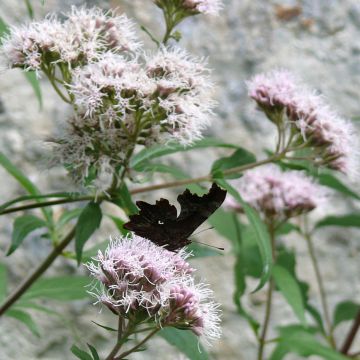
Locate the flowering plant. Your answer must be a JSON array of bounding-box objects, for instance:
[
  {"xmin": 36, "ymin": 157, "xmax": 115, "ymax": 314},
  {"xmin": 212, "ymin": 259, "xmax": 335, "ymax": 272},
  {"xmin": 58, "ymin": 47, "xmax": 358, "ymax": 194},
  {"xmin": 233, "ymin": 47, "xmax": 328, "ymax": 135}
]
[{"xmin": 0, "ymin": 1, "xmax": 359, "ymax": 360}]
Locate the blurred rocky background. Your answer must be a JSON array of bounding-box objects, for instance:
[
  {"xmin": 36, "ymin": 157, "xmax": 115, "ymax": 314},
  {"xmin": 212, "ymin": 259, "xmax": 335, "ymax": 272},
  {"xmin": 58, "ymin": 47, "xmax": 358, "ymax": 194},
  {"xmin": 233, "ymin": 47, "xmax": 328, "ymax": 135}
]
[{"xmin": 0, "ymin": 0, "xmax": 360, "ymax": 359}]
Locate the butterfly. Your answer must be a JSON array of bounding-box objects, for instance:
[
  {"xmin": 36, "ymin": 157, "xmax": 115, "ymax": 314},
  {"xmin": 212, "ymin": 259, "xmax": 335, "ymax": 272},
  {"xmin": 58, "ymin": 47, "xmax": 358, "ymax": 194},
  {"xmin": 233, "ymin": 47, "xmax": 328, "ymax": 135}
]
[{"xmin": 123, "ymin": 183, "xmax": 227, "ymax": 251}]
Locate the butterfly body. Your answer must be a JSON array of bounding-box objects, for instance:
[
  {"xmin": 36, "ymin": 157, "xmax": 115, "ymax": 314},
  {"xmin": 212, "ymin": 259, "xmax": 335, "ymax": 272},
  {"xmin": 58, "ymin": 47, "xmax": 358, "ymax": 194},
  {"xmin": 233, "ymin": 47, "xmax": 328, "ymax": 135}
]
[{"xmin": 124, "ymin": 183, "xmax": 227, "ymax": 251}]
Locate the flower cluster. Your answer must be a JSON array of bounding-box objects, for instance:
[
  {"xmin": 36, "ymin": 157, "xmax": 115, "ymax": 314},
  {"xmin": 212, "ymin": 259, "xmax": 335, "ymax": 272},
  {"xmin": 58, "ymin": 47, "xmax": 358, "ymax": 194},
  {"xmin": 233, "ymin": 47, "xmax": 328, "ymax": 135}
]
[
  {"xmin": 1, "ymin": 6, "xmax": 217, "ymax": 190},
  {"xmin": 87, "ymin": 234, "xmax": 221, "ymax": 344},
  {"xmin": 154, "ymin": 0, "xmax": 223, "ymax": 16},
  {"xmin": 1, "ymin": 7, "xmax": 139, "ymax": 72},
  {"xmin": 52, "ymin": 47, "xmax": 214, "ymax": 189},
  {"xmin": 225, "ymin": 164, "xmax": 328, "ymax": 221},
  {"xmin": 181, "ymin": 0, "xmax": 223, "ymax": 15},
  {"xmin": 247, "ymin": 70, "xmax": 359, "ymax": 177}
]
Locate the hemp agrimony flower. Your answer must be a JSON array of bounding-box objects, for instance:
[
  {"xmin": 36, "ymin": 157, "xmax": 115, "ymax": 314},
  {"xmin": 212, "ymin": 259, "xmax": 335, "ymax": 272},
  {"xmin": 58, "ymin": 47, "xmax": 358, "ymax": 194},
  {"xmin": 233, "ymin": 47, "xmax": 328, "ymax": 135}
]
[
  {"xmin": 225, "ymin": 164, "xmax": 328, "ymax": 222},
  {"xmin": 87, "ymin": 234, "xmax": 221, "ymax": 345},
  {"xmin": 247, "ymin": 70, "xmax": 359, "ymax": 177},
  {"xmin": 1, "ymin": 6, "xmax": 139, "ymax": 72},
  {"xmin": 50, "ymin": 47, "xmax": 215, "ymax": 190},
  {"xmin": 154, "ymin": 0, "xmax": 223, "ymax": 16}
]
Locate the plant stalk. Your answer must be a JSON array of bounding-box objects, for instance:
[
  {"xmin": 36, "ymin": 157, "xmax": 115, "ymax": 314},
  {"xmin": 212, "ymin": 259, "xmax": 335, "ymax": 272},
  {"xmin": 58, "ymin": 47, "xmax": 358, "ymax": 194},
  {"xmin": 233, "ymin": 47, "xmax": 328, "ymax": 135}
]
[
  {"xmin": 257, "ymin": 222, "xmax": 276, "ymax": 360},
  {"xmin": 341, "ymin": 310, "xmax": 360, "ymax": 354},
  {"xmin": 105, "ymin": 315, "xmax": 125, "ymax": 360},
  {"xmin": 303, "ymin": 219, "xmax": 335, "ymax": 348},
  {"xmin": 0, "ymin": 226, "xmax": 76, "ymax": 316},
  {"xmin": 115, "ymin": 328, "xmax": 160, "ymax": 360}
]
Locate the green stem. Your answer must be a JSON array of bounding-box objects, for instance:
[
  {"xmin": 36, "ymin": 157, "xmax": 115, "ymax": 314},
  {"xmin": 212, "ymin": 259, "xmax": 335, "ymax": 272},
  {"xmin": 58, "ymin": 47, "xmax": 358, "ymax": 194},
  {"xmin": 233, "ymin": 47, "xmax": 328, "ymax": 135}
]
[
  {"xmin": 105, "ymin": 315, "xmax": 125, "ymax": 360},
  {"xmin": 341, "ymin": 310, "xmax": 360, "ymax": 354},
  {"xmin": 0, "ymin": 154, "xmax": 284, "ymax": 216},
  {"xmin": 115, "ymin": 328, "xmax": 160, "ymax": 360},
  {"xmin": 0, "ymin": 196, "xmax": 95, "ymax": 215},
  {"xmin": 0, "ymin": 226, "xmax": 76, "ymax": 316},
  {"xmin": 257, "ymin": 222, "xmax": 276, "ymax": 360},
  {"xmin": 302, "ymin": 218, "xmax": 336, "ymax": 348},
  {"xmin": 41, "ymin": 65, "xmax": 72, "ymax": 104}
]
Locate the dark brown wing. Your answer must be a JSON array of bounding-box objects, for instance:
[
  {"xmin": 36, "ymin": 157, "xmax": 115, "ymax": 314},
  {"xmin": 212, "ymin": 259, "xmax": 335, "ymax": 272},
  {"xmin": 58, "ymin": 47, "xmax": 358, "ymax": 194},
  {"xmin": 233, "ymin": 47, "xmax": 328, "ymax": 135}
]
[
  {"xmin": 176, "ymin": 183, "xmax": 227, "ymax": 239},
  {"xmin": 123, "ymin": 198, "xmax": 178, "ymax": 247},
  {"xmin": 123, "ymin": 183, "xmax": 227, "ymax": 251}
]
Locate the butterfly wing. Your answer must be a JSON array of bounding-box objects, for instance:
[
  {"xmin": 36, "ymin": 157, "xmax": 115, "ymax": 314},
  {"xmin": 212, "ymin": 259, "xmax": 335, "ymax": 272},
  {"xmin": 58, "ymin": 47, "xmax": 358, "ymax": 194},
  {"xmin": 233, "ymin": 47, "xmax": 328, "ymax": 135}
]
[
  {"xmin": 123, "ymin": 183, "xmax": 227, "ymax": 251},
  {"xmin": 175, "ymin": 183, "xmax": 227, "ymax": 239},
  {"xmin": 123, "ymin": 198, "xmax": 178, "ymax": 248}
]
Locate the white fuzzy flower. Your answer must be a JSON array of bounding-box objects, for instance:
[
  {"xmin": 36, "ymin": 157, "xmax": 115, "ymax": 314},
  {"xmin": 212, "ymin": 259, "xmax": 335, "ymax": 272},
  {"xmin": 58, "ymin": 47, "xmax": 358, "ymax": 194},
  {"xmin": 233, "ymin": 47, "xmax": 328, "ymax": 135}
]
[
  {"xmin": 182, "ymin": 0, "xmax": 223, "ymax": 15},
  {"xmin": 145, "ymin": 47, "xmax": 216, "ymax": 144},
  {"xmin": 1, "ymin": 7, "xmax": 140, "ymax": 71}
]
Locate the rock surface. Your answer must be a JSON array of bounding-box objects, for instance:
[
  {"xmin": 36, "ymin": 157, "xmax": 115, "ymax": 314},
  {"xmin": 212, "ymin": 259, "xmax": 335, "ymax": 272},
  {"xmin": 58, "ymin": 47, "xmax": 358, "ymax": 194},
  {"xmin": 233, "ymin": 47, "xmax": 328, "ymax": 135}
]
[{"xmin": 0, "ymin": 0, "xmax": 360, "ymax": 359}]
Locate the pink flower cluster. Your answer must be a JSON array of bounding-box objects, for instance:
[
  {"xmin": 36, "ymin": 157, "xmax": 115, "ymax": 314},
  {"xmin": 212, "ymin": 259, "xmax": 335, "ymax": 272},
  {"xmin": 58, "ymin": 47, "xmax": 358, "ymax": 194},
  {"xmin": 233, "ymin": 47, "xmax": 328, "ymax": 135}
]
[
  {"xmin": 87, "ymin": 234, "xmax": 221, "ymax": 344},
  {"xmin": 1, "ymin": 7, "xmax": 139, "ymax": 71},
  {"xmin": 225, "ymin": 164, "xmax": 328, "ymax": 221},
  {"xmin": 247, "ymin": 70, "xmax": 359, "ymax": 177}
]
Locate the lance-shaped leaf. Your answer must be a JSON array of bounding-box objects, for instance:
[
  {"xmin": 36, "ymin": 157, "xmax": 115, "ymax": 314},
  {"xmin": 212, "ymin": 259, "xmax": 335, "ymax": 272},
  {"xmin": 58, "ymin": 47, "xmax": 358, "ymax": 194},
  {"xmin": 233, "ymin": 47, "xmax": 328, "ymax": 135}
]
[
  {"xmin": 159, "ymin": 328, "xmax": 208, "ymax": 360},
  {"xmin": 216, "ymin": 179, "xmax": 272, "ymax": 291},
  {"xmin": 6, "ymin": 309, "xmax": 40, "ymax": 337},
  {"xmin": 316, "ymin": 214, "xmax": 360, "ymax": 229},
  {"xmin": 272, "ymin": 265, "xmax": 307, "ymax": 326},
  {"xmin": 211, "ymin": 148, "xmax": 256, "ymax": 179},
  {"xmin": 7, "ymin": 215, "xmax": 47, "ymax": 256},
  {"xmin": 75, "ymin": 202, "xmax": 102, "ymax": 264}
]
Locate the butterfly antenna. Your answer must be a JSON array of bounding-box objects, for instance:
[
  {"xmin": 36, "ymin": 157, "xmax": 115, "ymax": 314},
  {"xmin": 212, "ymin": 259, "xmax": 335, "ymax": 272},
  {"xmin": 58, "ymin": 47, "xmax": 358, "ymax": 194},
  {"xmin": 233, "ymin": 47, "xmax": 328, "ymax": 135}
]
[
  {"xmin": 191, "ymin": 239, "xmax": 224, "ymax": 251},
  {"xmin": 192, "ymin": 226, "xmax": 214, "ymax": 236}
]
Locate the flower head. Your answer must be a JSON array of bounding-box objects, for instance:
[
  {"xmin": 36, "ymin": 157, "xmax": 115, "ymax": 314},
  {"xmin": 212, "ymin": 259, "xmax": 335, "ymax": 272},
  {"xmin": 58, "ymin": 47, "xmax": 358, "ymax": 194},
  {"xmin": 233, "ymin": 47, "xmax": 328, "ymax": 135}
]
[
  {"xmin": 247, "ymin": 70, "xmax": 359, "ymax": 177},
  {"xmin": 87, "ymin": 234, "xmax": 221, "ymax": 344},
  {"xmin": 1, "ymin": 7, "xmax": 139, "ymax": 71},
  {"xmin": 225, "ymin": 164, "xmax": 328, "ymax": 221},
  {"xmin": 181, "ymin": 0, "xmax": 223, "ymax": 15}
]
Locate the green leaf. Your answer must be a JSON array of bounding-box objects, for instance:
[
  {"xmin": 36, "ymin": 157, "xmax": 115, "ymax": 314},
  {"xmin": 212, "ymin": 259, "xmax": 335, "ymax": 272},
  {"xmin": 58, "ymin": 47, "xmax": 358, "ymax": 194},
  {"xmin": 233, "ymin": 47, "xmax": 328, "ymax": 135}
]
[
  {"xmin": 7, "ymin": 215, "xmax": 47, "ymax": 255},
  {"xmin": 91, "ymin": 320, "xmax": 117, "ymax": 332},
  {"xmin": 130, "ymin": 137, "xmax": 238, "ymax": 169},
  {"xmin": 24, "ymin": 0, "xmax": 34, "ymax": 18},
  {"xmin": 75, "ymin": 202, "xmax": 102, "ymax": 264},
  {"xmin": 333, "ymin": 301, "xmax": 360, "ymax": 328},
  {"xmin": 13, "ymin": 301, "xmax": 59, "ymax": 317},
  {"xmin": 6, "ymin": 309, "xmax": 40, "ymax": 337},
  {"xmin": 211, "ymin": 148, "xmax": 256, "ymax": 179},
  {"xmin": 159, "ymin": 328, "xmax": 208, "ymax": 360},
  {"xmin": 71, "ymin": 345, "xmax": 93, "ymax": 360},
  {"xmin": 107, "ymin": 215, "xmax": 129, "ymax": 235},
  {"xmin": 0, "ymin": 263, "xmax": 7, "ymax": 302},
  {"xmin": 186, "ymin": 243, "xmax": 223, "ymax": 258},
  {"xmin": 24, "ymin": 71, "xmax": 43, "ymax": 109},
  {"xmin": 0, "ymin": 192, "xmax": 76, "ymax": 212},
  {"xmin": 316, "ymin": 214, "xmax": 360, "ymax": 229},
  {"xmin": 271, "ymin": 327, "xmax": 348, "ymax": 360},
  {"xmin": 317, "ymin": 173, "xmax": 360, "ymax": 200},
  {"xmin": 0, "ymin": 152, "xmax": 52, "ymax": 223},
  {"xmin": 0, "ymin": 17, "xmax": 9, "ymax": 44},
  {"xmin": 87, "ymin": 344, "xmax": 100, "ymax": 360},
  {"xmin": 276, "ymin": 222, "xmax": 301, "ymax": 235},
  {"xmin": 111, "ymin": 183, "xmax": 138, "ymax": 216},
  {"xmin": 216, "ymin": 179, "xmax": 272, "ymax": 291},
  {"xmin": 23, "ymin": 276, "xmax": 89, "ymax": 301},
  {"xmin": 57, "ymin": 208, "xmax": 83, "ymax": 228},
  {"xmin": 272, "ymin": 265, "xmax": 307, "ymax": 326},
  {"xmin": 208, "ymin": 208, "xmax": 240, "ymax": 247},
  {"xmin": 76, "ymin": 240, "xmax": 109, "ymax": 263}
]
